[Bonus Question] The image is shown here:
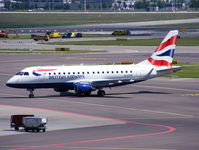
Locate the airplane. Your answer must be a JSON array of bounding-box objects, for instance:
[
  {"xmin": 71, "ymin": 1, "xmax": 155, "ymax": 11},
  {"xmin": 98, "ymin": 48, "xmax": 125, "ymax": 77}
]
[{"xmin": 6, "ymin": 30, "xmax": 182, "ymax": 98}]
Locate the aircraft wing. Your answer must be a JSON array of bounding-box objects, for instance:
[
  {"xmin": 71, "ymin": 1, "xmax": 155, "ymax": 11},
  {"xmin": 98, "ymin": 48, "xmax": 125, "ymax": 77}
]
[{"xmin": 74, "ymin": 78, "xmax": 135, "ymax": 88}]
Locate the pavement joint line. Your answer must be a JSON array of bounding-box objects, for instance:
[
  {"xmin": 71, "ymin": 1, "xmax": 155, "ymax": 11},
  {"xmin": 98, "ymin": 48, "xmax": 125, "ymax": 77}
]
[
  {"xmin": 61, "ymin": 57, "xmax": 105, "ymax": 60},
  {"xmin": 0, "ymin": 57, "xmax": 60, "ymax": 63},
  {"xmin": 45, "ymin": 146, "xmax": 175, "ymax": 150},
  {"xmin": 119, "ymin": 116, "xmax": 199, "ymax": 119},
  {"xmin": 132, "ymin": 85, "xmax": 199, "ymax": 93},
  {"xmin": 37, "ymin": 98, "xmax": 194, "ymax": 118},
  {"xmin": 0, "ymin": 73, "xmax": 12, "ymax": 76},
  {"xmin": 0, "ymin": 92, "xmax": 193, "ymax": 118}
]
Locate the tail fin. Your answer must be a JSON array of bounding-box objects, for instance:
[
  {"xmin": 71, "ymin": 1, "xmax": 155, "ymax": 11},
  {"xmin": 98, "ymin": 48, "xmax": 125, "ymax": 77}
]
[{"xmin": 138, "ymin": 30, "xmax": 179, "ymax": 67}]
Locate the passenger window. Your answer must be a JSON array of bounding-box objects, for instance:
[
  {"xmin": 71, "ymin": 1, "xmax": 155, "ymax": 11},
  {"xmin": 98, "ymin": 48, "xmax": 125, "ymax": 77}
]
[
  {"xmin": 112, "ymin": 71, "xmax": 114, "ymax": 73},
  {"xmin": 97, "ymin": 71, "xmax": 100, "ymax": 74},
  {"xmin": 121, "ymin": 71, "xmax": 123, "ymax": 73},
  {"xmin": 93, "ymin": 72, "xmax": 95, "ymax": 74},
  {"xmin": 130, "ymin": 71, "xmax": 132, "ymax": 73},
  {"xmin": 68, "ymin": 72, "xmax": 70, "ymax": 75},
  {"xmin": 58, "ymin": 72, "xmax": 61, "ymax": 75},
  {"xmin": 87, "ymin": 72, "xmax": 89, "ymax": 74},
  {"xmin": 126, "ymin": 71, "xmax": 128, "ymax": 73},
  {"xmin": 102, "ymin": 71, "xmax": 104, "ymax": 74},
  {"xmin": 107, "ymin": 71, "xmax": 109, "ymax": 74},
  {"xmin": 82, "ymin": 72, "xmax": 84, "ymax": 74},
  {"xmin": 54, "ymin": 73, "xmax": 56, "ymax": 75},
  {"xmin": 116, "ymin": 71, "xmax": 119, "ymax": 73},
  {"xmin": 49, "ymin": 73, "xmax": 51, "ymax": 75},
  {"xmin": 78, "ymin": 72, "xmax": 80, "ymax": 74},
  {"xmin": 63, "ymin": 72, "xmax": 66, "ymax": 75},
  {"xmin": 73, "ymin": 72, "xmax": 75, "ymax": 74}
]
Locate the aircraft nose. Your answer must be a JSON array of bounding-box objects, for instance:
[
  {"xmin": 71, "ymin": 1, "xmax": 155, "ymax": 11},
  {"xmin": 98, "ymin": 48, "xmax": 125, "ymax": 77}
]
[{"xmin": 6, "ymin": 77, "xmax": 18, "ymax": 88}]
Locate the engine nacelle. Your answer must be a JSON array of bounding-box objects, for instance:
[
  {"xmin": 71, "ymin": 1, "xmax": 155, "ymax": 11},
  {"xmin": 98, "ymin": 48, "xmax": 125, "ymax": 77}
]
[{"xmin": 74, "ymin": 83, "xmax": 93, "ymax": 94}]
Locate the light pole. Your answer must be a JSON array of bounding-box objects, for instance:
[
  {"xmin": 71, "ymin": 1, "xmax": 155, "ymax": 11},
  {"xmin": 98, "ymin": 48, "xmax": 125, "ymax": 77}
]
[{"xmin": 84, "ymin": 0, "xmax": 87, "ymax": 11}]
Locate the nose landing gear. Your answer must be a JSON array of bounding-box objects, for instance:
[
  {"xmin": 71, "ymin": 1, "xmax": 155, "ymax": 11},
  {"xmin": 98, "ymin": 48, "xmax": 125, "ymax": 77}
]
[{"xmin": 27, "ymin": 89, "xmax": 35, "ymax": 98}]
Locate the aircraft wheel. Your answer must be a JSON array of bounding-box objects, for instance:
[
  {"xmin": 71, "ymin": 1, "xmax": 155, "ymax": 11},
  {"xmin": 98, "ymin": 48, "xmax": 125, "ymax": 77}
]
[
  {"xmin": 15, "ymin": 127, "xmax": 19, "ymax": 131},
  {"xmin": 84, "ymin": 91, "xmax": 91, "ymax": 96},
  {"xmin": 29, "ymin": 94, "xmax": 34, "ymax": 98},
  {"xmin": 97, "ymin": 90, "xmax": 105, "ymax": 97}
]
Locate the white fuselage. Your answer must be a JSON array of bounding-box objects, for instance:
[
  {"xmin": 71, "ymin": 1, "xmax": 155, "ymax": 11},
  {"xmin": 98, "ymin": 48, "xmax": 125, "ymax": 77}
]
[{"xmin": 6, "ymin": 64, "xmax": 158, "ymax": 90}]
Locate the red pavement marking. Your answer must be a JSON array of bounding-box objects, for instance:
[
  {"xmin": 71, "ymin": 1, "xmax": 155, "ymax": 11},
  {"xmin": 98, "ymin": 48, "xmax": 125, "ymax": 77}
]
[{"xmin": 0, "ymin": 104, "xmax": 176, "ymax": 150}]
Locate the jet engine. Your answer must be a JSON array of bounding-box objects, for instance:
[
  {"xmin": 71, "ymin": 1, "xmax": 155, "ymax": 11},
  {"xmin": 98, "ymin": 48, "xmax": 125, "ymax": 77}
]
[{"xmin": 74, "ymin": 83, "xmax": 93, "ymax": 95}]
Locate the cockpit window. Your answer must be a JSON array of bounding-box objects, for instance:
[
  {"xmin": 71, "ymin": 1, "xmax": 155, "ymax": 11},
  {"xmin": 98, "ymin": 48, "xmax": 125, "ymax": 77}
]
[
  {"xmin": 24, "ymin": 72, "xmax": 29, "ymax": 76},
  {"xmin": 17, "ymin": 72, "xmax": 24, "ymax": 76},
  {"xmin": 16, "ymin": 72, "xmax": 29, "ymax": 76}
]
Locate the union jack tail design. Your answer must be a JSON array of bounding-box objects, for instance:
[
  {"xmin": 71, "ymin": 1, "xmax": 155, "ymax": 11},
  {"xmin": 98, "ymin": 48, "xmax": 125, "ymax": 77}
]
[{"xmin": 138, "ymin": 30, "xmax": 179, "ymax": 67}]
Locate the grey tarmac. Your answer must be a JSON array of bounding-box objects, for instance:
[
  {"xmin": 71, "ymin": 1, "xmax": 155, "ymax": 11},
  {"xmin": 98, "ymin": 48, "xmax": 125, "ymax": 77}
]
[{"xmin": 0, "ymin": 53, "xmax": 199, "ymax": 150}]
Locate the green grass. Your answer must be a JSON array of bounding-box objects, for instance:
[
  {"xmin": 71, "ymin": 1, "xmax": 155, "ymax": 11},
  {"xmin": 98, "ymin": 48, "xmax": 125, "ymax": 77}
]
[
  {"xmin": 0, "ymin": 49, "xmax": 104, "ymax": 54},
  {"xmin": 45, "ymin": 37, "xmax": 199, "ymax": 46},
  {"xmin": 0, "ymin": 34, "xmax": 31, "ymax": 39},
  {"xmin": 145, "ymin": 22, "xmax": 199, "ymax": 28},
  {"xmin": 0, "ymin": 13, "xmax": 199, "ymax": 28},
  {"xmin": 0, "ymin": 34, "xmax": 112, "ymax": 40},
  {"xmin": 164, "ymin": 63, "xmax": 199, "ymax": 78}
]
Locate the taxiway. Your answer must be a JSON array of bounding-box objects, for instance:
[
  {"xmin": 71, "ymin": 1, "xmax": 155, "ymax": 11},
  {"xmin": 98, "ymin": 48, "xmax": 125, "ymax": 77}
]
[{"xmin": 0, "ymin": 53, "xmax": 199, "ymax": 150}]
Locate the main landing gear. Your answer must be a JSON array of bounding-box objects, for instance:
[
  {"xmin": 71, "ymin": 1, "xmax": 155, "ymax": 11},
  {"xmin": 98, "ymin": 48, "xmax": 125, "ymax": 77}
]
[
  {"xmin": 27, "ymin": 89, "xmax": 35, "ymax": 98},
  {"xmin": 97, "ymin": 89, "xmax": 105, "ymax": 97}
]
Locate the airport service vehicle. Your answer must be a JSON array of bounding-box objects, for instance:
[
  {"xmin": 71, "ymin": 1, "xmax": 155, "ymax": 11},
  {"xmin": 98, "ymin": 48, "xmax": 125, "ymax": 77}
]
[
  {"xmin": 62, "ymin": 32, "xmax": 83, "ymax": 38},
  {"xmin": 10, "ymin": 115, "xmax": 34, "ymax": 130},
  {"xmin": 0, "ymin": 31, "xmax": 8, "ymax": 38},
  {"xmin": 23, "ymin": 117, "xmax": 47, "ymax": 132},
  {"xmin": 6, "ymin": 30, "xmax": 181, "ymax": 98},
  {"xmin": 31, "ymin": 34, "xmax": 49, "ymax": 41},
  {"xmin": 112, "ymin": 30, "xmax": 130, "ymax": 35},
  {"xmin": 0, "ymin": 30, "xmax": 18, "ymax": 38},
  {"xmin": 46, "ymin": 32, "xmax": 61, "ymax": 38}
]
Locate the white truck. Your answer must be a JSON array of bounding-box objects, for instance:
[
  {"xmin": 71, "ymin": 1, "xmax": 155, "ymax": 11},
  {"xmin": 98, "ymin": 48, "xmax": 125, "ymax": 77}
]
[{"xmin": 23, "ymin": 117, "xmax": 47, "ymax": 132}]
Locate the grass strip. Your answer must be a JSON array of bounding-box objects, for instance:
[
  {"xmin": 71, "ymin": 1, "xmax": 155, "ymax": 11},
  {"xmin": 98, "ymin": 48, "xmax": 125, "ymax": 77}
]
[
  {"xmin": 145, "ymin": 22, "xmax": 199, "ymax": 28},
  {"xmin": 0, "ymin": 49, "xmax": 104, "ymax": 54},
  {"xmin": 45, "ymin": 37, "xmax": 199, "ymax": 46},
  {"xmin": 164, "ymin": 63, "xmax": 199, "ymax": 78},
  {"xmin": 0, "ymin": 13, "xmax": 199, "ymax": 28},
  {"xmin": 0, "ymin": 34, "xmax": 112, "ymax": 40}
]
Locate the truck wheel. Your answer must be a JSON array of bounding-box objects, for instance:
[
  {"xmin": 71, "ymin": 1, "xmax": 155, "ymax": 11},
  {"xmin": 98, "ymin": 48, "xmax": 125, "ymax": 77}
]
[
  {"xmin": 25, "ymin": 129, "xmax": 28, "ymax": 132},
  {"xmin": 29, "ymin": 94, "xmax": 34, "ymax": 98},
  {"xmin": 43, "ymin": 129, "xmax": 46, "ymax": 132}
]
